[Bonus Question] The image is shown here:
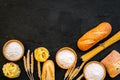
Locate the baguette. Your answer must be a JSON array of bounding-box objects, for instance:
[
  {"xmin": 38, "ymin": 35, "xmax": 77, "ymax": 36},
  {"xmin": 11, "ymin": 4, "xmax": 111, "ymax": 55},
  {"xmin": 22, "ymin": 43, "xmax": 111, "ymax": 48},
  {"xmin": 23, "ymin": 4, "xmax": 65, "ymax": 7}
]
[
  {"xmin": 42, "ymin": 60, "xmax": 55, "ymax": 80},
  {"xmin": 77, "ymin": 22, "xmax": 112, "ymax": 51}
]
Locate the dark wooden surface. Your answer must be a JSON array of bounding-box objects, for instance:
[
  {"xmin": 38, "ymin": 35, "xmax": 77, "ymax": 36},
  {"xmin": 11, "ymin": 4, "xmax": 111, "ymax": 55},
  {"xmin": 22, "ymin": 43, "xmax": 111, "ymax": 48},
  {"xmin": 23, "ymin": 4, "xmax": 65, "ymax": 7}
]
[{"xmin": 0, "ymin": 0, "xmax": 120, "ymax": 80}]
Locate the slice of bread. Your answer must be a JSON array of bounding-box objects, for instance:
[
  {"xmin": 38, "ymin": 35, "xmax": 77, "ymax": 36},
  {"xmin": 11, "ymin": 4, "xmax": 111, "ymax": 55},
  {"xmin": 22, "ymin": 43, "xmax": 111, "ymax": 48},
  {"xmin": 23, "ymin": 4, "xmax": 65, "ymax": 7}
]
[{"xmin": 101, "ymin": 50, "xmax": 120, "ymax": 78}]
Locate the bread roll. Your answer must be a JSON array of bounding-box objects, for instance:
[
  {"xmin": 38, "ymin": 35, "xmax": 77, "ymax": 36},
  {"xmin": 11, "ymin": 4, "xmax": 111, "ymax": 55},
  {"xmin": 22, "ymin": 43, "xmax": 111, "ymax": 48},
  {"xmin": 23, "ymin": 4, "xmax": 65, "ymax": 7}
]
[
  {"xmin": 42, "ymin": 60, "xmax": 55, "ymax": 80},
  {"xmin": 101, "ymin": 50, "xmax": 120, "ymax": 78},
  {"xmin": 77, "ymin": 22, "xmax": 112, "ymax": 51}
]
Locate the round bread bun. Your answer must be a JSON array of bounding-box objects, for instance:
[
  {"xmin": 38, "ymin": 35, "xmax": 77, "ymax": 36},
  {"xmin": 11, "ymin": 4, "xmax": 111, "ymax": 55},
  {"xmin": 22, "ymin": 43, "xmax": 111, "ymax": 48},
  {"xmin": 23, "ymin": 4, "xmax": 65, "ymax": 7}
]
[
  {"xmin": 83, "ymin": 61, "xmax": 106, "ymax": 80},
  {"xmin": 3, "ymin": 40, "xmax": 24, "ymax": 61},
  {"xmin": 56, "ymin": 47, "xmax": 77, "ymax": 69}
]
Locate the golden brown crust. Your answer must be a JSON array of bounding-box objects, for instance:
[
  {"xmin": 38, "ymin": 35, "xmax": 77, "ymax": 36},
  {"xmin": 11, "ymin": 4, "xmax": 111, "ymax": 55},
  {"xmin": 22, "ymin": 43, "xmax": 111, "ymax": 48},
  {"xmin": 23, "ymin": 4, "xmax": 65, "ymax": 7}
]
[
  {"xmin": 83, "ymin": 61, "xmax": 106, "ymax": 80},
  {"xmin": 3, "ymin": 39, "xmax": 24, "ymax": 61},
  {"xmin": 55, "ymin": 47, "xmax": 77, "ymax": 69},
  {"xmin": 77, "ymin": 22, "xmax": 112, "ymax": 51},
  {"xmin": 42, "ymin": 60, "xmax": 55, "ymax": 80}
]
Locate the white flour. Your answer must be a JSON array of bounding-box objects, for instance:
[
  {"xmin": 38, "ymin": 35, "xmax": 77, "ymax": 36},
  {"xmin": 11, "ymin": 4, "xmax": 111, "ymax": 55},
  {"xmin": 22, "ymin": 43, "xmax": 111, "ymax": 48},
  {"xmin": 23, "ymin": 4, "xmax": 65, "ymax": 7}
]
[
  {"xmin": 57, "ymin": 50, "xmax": 75, "ymax": 68},
  {"xmin": 4, "ymin": 42, "xmax": 23, "ymax": 60},
  {"xmin": 84, "ymin": 63, "xmax": 105, "ymax": 80}
]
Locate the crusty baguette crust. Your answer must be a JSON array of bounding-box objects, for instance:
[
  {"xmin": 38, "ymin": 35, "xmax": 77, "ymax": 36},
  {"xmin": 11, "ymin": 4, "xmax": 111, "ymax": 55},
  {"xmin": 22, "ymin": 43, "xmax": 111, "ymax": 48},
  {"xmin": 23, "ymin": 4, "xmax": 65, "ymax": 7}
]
[
  {"xmin": 42, "ymin": 60, "xmax": 55, "ymax": 80},
  {"xmin": 77, "ymin": 22, "xmax": 112, "ymax": 51}
]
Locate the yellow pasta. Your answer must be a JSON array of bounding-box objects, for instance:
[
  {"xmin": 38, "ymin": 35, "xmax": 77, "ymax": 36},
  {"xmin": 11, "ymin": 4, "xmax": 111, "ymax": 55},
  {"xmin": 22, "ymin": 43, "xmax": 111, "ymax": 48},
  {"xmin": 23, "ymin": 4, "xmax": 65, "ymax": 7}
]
[
  {"xmin": 2, "ymin": 62, "xmax": 21, "ymax": 78},
  {"xmin": 34, "ymin": 47, "xmax": 50, "ymax": 62}
]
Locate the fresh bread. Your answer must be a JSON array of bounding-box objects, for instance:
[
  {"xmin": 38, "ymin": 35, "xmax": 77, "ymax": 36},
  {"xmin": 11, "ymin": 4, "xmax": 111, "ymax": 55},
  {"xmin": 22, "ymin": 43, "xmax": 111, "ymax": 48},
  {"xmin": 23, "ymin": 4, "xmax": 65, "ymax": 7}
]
[
  {"xmin": 42, "ymin": 60, "xmax": 55, "ymax": 80},
  {"xmin": 77, "ymin": 22, "xmax": 112, "ymax": 51},
  {"xmin": 101, "ymin": 50, "xmax": 120, "ymax": 78}
]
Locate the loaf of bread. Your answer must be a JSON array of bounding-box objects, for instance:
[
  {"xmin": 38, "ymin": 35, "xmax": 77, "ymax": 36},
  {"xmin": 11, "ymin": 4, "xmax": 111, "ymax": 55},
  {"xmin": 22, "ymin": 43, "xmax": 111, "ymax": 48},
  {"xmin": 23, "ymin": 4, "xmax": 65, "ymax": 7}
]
[
  {"xmin": 77, "ymin": 22, "xmax": 112, "ymax": 51},
  {"xmin": 101, "ymin": 50, "xmax": 120, "ymax": 78},
  {"xmin": 42, "ymin": 60, "xmax": 55, "ymax": 80}
]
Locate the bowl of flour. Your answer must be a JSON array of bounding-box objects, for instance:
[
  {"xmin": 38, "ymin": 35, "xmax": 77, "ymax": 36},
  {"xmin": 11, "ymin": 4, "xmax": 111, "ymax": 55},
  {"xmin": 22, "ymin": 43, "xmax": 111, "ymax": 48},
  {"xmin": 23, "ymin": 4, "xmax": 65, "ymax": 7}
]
[
  {"xmin": 83, "ymin": 61, "xmax": 106, "ymax": 80},
  {"xmin": 3, "ymin": 40, "xmax": 24, "ymax": 61},
  {"xmin": 56, "ymin": 47, "xmax": 77, "ymax": 69}
]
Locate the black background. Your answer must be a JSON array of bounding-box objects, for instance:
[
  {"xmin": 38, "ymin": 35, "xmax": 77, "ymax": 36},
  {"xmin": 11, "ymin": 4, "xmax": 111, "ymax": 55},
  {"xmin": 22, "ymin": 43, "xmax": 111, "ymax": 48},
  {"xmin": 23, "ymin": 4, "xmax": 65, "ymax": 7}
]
[{"xmin": 0, "ymin": 0, "xmax": 120, "ymax": 80}]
